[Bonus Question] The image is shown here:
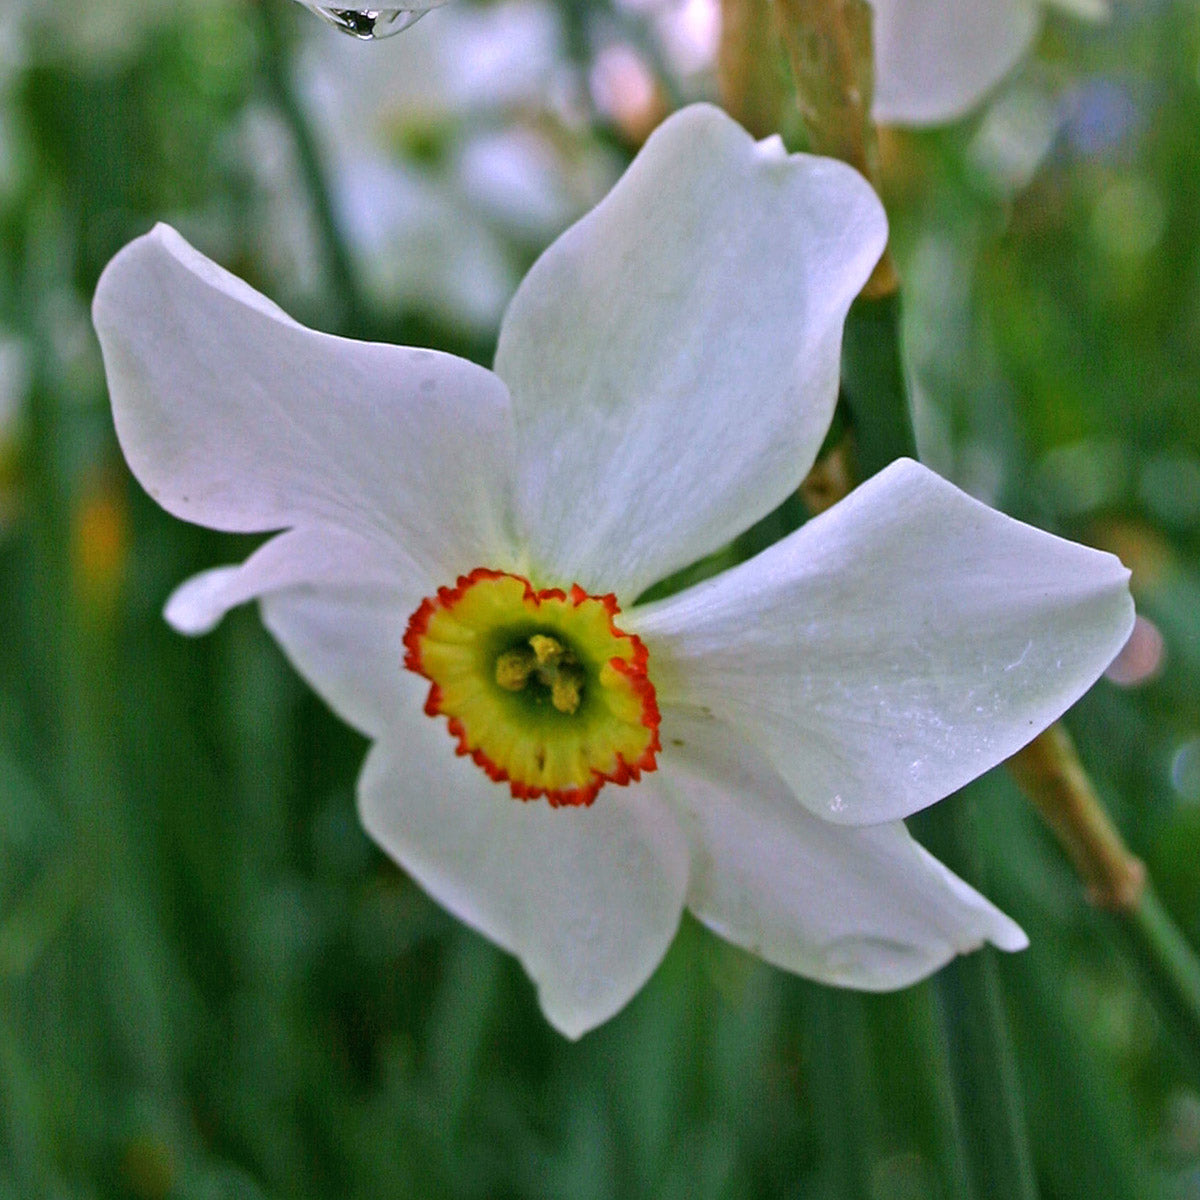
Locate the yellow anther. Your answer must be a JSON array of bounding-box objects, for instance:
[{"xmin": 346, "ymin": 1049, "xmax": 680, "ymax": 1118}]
[
  {"xmin": 496, "ymin": 634, "xmax": 585, "ymax": 712},
  {"xmin": 529, "ymin": 634, "xmax": 565, "ymax": 665},
  {"xmin": 495, "ymin": 647, "xmax": 536, "ymax": 691},
  {"xmin": 550, "ymin": 666, "xmax": 584, "ymax": 715}
]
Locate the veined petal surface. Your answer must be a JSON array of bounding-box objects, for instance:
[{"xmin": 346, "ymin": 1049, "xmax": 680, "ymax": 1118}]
[
  {"xmin": 632, "ymin": 459, "xmax": 1134, "ymax": 826},
  {"xmin": 871, "ymin": 0, "xmax": 1040, "ymax": 125},
  {"xmin": 358, "ymin": 682, "xmax": 689, "ymax": 1038},
  {"xmin": 93, "ymin": 224, "xmax": 518, "ymax": 584},
  {"xmin": 494, "ymin": 104, "xmax": 887, "ymax": 601},
  {"xmin": 659, "ymin": 710, "xmax": 1025, "ymax": 985}
]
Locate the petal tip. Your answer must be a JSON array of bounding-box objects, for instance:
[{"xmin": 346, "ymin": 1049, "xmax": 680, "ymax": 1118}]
[
  {"xmin": 163, "ymin": 568, "xmax": 238, "ymax": 636},
  {"xmin": 92, "ymin": 228, "xmax": 156, "ymax": 328},
  {"xmin": 992, "ymin": 919, "xmax": 1030, "ymax": 953},
  {"xmin": 537, "ymin": 996, "xmax": 596, "ymax": 1042}
]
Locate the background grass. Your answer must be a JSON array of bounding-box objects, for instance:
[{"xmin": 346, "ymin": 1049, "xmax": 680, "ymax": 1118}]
[{"xmin": 2, "ymin": 1, "xmax": 1200, "ymax": 1196}]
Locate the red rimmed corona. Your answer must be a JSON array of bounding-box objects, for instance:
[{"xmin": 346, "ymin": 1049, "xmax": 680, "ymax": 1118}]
[{"xmin": 403, "ymin": 569, "xmax": 661, "ymax": 807}]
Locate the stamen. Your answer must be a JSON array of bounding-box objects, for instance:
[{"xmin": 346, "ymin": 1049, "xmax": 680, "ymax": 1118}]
[
  {"xmin": 529, "ymin": 634, "xmax": 564, "ymax": 665},
  {"xmin": 494, "ymin": 633, "xmax": 585, "ymax": 714},
  {"xmin": 549, "ymin": 664, "xmax": 584, "ymax": 715},
  {"xmin": 495, "ymin": 647, "xmax": 536, "ymax": 691}
]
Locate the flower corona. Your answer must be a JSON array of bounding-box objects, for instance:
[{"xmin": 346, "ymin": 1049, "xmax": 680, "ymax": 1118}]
[{"xmin": 402, "ymin": 569, "xmax": 660, "ymax": 806}]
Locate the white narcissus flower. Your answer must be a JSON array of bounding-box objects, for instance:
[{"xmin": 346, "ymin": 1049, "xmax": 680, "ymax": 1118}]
[
  {"xmin": 871, "ymin": 0, "xmax": 1109, "ymax": 125},
  {"xmin": 93, "ymin": 105, "xmax": 1133, "ymax": 1038}
]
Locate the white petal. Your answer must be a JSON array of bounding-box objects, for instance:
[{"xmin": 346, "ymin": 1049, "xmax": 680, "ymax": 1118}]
[
  {"xmin": 359, "ymin": 690, "xmax": 689, "ymax": 1037},
  {"xmin": 633, "ymin": 459, "xmax": 1134, "ymax": 825},
  {"xmin": 165, "ymin": 525, "xmax": 413, "ymax": 637},
  {"xmin": 494, "ymin": 104, "xmax": 886, "ymax": 599},
  {"xmin": 870, "ymin": 0, "xmax": 1040, "ymax": 125},
  {"xmin": 93, "ymin": 225, "xmax": 518, "ymax": 583},
  {"xmin": 659, "ymin": 710, "xmax": 1025, "ymax": 986},
  {"xmin": 260, "ymin": 585, "xmax": 413, "ymax": 740}
]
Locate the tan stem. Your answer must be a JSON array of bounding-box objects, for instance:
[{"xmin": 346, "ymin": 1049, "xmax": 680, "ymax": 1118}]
[
  {"xmin": 718, "ymin": 0, "xmax": 788, "ymax": 138},
  {"xmin": 1007, "ymin": 724, "xmax": 1146, "ymax": 910},
  {"xmin": 771, "ymin": 0, "xmax": 899, "ymax": 298},
  {"xmin": 773, "ymin": 0, "xmax": 874, "ymax": 174},
  {"xmin": 799, "ymin": 435, "xmax": 857, "ymax": 514}
]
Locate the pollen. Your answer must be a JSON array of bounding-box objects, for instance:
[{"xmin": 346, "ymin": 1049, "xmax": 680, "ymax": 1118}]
[
  {"xmin": 403, "ymin": 569, "xmax": 660, "ymax": 807},
  {"xmin": 494, "ymin": 634, "xmax": 585, "ymax": 714}
]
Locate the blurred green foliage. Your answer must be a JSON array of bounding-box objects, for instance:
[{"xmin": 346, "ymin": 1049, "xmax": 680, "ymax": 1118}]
[{"xmin": 2, "ymin": 1, "xmax": 1200, "ymax": 1196}]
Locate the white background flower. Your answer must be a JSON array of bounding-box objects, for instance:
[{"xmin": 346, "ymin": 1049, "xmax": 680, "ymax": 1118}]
[
  {"xmin": 292, "ymin": 0, "xmax": 619, "ymax": 330},
  {"xmin": 93, "ymin": 105, "xmax": 1133, "ymax": 1037},
  {"xmin": 871, "ymin": 0, "xmax": 1108, "ymax": 124},
  {"xmin": 627, "ymin": 0, "xmax": 1106, "ymax": 126}
]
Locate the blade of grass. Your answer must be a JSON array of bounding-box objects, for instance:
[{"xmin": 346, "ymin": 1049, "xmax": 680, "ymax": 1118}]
[
  {"xmin": 253, "ymin": 0, "xmax": 367, "ymax": 335},
  {"xmin": 911, "ymin": 795, "xmax": 1039, "ymax": 1200},
  {"xmin": 797, "ymin": 983, "xmax": 879, "ymax": 1200},
  {"xmin": 843, "ymin": 293, "xmax": 1040, "ymax": 1200},
  {"xmin": 1119, "ymin": 887, "xmax": 1200, "ymax": 1080}
]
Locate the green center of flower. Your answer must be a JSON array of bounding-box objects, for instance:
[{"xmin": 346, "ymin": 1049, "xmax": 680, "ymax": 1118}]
[{"xmin": 494, "ymin": 633, "xmax": 586, "ymax": 714}]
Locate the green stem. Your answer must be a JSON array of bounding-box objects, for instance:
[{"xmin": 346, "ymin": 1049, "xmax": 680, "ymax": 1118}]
[
  {"xmin": 1120, "ymin": 887, "xmax": 1200, "ymax": 1078},
  {"xmin": 911, "ymin": 796, "xmax": 1039, "ymax": 1200},
  {"xmin": 840, "ymin": 291, "xmax": 918, "ymax": 471},
  {"xmin": 1006, "ymin": 942, "xmax": 1147, "ymax": 1200},
  {"xmin": 869, "ymin": 986, "xmax": 973, "ymax": 1200},
  {"xmin": 254, "ymin": 0, "xmax": 367, "ymax": 334},
  {"xmin": 1009, "ymin": 726, "xmax": 1200, "ymax": 1070},
  {"xmin": 797, "ymin": 983, "xmax": 879, "ymax": 1200},
  {"xmin": 425, "ymin": 932, "xmax": 503, "ymax": 1134},
  {"xmin": 843, "ymin": 294, "xmax": 1040, "ymax": 1200},
  {"xmin": 932, "ymin": 950, "xmax": 1040, "ymax": 1200}
]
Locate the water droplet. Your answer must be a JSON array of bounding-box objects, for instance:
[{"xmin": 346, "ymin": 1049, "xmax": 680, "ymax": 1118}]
[{"xmin": 299, "ymin": 5, "xmax": 431, "ymax": 39}]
